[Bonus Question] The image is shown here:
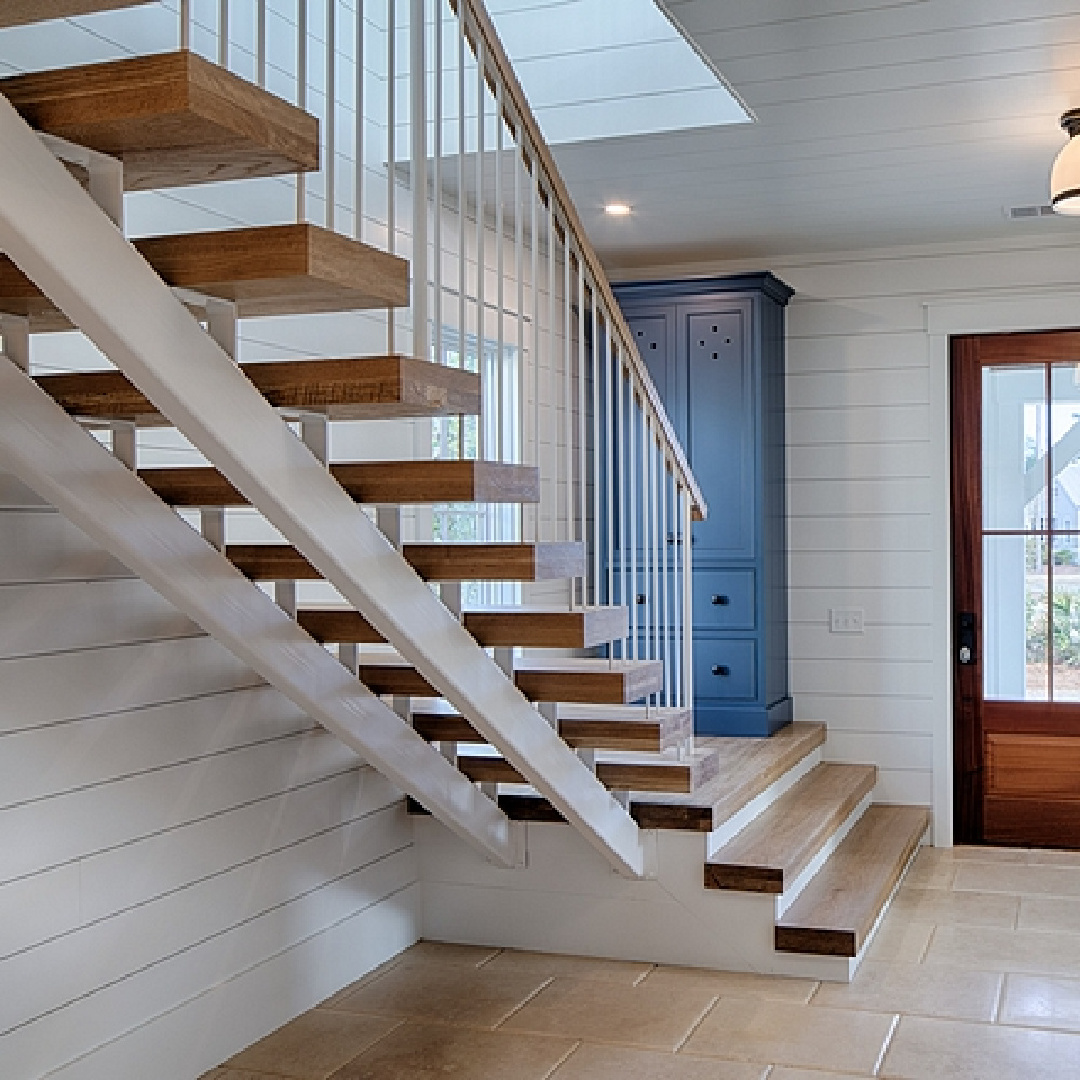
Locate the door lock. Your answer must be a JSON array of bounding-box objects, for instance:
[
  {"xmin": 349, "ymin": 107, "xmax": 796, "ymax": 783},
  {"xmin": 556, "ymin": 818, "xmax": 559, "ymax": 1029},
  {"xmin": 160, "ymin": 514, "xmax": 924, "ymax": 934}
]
[{"xmin": 956, "ymin": 612, "xmax": 976, "ymax": 666}]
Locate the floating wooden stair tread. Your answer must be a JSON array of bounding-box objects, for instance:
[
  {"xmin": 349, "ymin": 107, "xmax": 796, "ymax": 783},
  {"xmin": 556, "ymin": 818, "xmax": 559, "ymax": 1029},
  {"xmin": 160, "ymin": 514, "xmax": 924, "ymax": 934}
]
[
  {"xmin": 358, "ymin": 657, "xmax": 663, "ymax": 704},
  {"xmin": 298, "ymin": 604, "xmax": 628, "ymax": 648},
  {"xmin": 775, "ymin": 804, "xmax": 930, "ymax": 958},
  {"xmin": 1, "ymin": 51, "xmax": 318, "ymax": 191},
  {"xmin": 628, "ymin": 722, "xmax": 827, "ymax": 832},
  {"xmin": 412, "ymin": 704, "xmax": 692, "ymax": 753},
  {"xmin": 228, "ymin": 541, "xmax": 586, "ymax": 582},
  {"xmin": 139, "ymin": 460, "xmax": 539, "ymax": 507},
  {"xmin": 705, "ymin": 763, "xmax": 877, "ymax": 894},
  {"xmin": 456, "ymin": 748, "xmax": 717, "ymax": 794},
  {"xmin": 0, "ymin": 224, "xmax": 409, "ymax": 329},
  {"xmin": 513, "ymin": 658, "xmax": 663, "ymax": 704},
  {"xmin": 35, "ymin": 356, "xmax": 481, "ymax": 424},
  {"xmin": 0, "ymin": 0, "xmax": 148, "ymax": 27}
]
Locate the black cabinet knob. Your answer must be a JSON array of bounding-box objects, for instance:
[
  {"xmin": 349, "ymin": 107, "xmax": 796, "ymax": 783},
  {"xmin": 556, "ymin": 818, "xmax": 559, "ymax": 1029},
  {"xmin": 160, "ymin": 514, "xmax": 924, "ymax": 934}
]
[
  {"xmin": 711, "ymin": 664, "xmax": 730, "ymax": 677},
  {"xmin": 711, "ymin": 594, "xmax": 730, "ymax": 606},
  {"xmin": 635, "ymin": 593, "xmax": 646, "ymax": 605}
]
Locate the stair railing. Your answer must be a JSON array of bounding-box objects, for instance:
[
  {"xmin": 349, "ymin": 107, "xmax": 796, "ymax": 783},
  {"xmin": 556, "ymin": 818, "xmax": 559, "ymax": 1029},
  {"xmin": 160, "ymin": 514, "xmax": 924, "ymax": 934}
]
[{"xmin": 174, "ymin": 0, "xmax": 706, "ymax": 710}]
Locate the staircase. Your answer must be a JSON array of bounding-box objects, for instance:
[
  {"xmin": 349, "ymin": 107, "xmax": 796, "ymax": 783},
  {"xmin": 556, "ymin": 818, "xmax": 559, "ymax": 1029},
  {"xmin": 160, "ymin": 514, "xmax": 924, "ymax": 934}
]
[{"xmin": 0, "ymin": 0, "xmax": 928, "ymax": 989}]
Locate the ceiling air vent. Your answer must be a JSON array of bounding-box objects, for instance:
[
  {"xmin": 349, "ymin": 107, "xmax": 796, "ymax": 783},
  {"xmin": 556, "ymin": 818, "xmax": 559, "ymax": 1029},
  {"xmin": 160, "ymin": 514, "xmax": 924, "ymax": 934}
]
[{"xmin": 1006, "ymin": 204, "xmax": 1057, "ymax": 219}]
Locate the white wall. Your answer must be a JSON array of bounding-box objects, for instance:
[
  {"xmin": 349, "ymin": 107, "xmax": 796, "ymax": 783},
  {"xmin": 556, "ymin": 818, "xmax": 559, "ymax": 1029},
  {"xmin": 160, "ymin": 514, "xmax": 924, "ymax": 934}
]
[
  {"xmin": 0, "ymin": 475, "xmax": 418, "ymax": 1080},
  {"xmin": 610, "ymin": 230, "xmax": 1080, "ymax": 844}
]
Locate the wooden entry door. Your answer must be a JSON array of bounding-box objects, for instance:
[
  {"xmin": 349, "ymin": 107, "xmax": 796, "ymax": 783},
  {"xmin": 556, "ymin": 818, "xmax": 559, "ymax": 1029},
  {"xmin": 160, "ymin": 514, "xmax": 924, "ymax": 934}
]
[{"xmin": 953, "ymin": 330, "xmax": 1080, "ymax": 847}]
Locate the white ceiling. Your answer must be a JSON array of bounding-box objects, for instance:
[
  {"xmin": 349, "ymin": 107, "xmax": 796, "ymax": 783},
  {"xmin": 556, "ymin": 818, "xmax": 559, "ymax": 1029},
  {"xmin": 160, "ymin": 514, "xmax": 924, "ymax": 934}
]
[{"xmin": 547, "ymin": 0, "xmax": 1080, "ymax": 269}]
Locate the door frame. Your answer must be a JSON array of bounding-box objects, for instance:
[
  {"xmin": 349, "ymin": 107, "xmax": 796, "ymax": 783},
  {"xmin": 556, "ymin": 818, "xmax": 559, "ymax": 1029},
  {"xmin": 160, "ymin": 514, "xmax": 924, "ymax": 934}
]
[{"xmin": 926, "ymin": 290, "xmax": 1080, "ymax": 847}]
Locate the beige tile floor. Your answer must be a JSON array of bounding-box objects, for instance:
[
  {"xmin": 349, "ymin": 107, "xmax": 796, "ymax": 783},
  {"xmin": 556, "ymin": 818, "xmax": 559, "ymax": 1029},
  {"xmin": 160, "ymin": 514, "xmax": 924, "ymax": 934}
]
[{"xmin": 202, "ymin": 845, "xmax": 1080, "ymax": 1080}]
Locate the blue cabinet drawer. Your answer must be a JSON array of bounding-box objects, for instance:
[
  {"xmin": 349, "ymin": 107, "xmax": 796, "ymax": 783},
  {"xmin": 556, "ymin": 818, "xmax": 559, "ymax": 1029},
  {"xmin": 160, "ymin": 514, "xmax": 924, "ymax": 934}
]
[
  {"xmin": 693, "ymin": 570, "xmax": 755, "ymax": 631},
  {"xmin": 694, "ymin": 640, "xmax": 757, "ymax": 700}
]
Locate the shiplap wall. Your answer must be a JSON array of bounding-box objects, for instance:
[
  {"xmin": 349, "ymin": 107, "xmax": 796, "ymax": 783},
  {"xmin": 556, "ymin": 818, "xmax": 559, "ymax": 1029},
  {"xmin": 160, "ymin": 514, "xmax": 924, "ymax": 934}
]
[
  {"xmin": 611, "ymin": 230, "xmax": 1080, "ymax": 831},
  {"xmin": 0, "ymin": 476, "xmax": 417, "ymax": 1080}
]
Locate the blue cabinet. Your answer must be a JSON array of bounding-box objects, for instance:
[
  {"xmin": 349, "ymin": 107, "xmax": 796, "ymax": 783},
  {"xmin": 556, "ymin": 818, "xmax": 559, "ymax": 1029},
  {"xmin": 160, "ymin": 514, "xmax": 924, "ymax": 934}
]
[{"xmin": 613, "ymin": 273, "xmax": 794, "ymax": 737}]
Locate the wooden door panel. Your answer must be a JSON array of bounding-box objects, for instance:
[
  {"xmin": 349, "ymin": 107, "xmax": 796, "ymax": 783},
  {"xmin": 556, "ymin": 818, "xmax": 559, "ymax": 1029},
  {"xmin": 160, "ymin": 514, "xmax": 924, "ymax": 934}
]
[{"xmin": 986, "ymin": 733, "xmax": 1080, "ymax": 798}]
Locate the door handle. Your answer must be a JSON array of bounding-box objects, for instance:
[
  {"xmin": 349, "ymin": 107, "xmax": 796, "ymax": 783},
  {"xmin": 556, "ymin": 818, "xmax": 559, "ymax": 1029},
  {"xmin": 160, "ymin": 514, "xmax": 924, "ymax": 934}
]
[{"xmin": 956, "ymin": 612, "xmax": 976, "ymax": 665}]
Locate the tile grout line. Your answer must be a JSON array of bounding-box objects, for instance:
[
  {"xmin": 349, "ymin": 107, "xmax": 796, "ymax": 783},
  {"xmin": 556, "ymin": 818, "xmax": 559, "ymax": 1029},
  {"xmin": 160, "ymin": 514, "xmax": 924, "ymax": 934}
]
[
  {"xmin": 491, "ymin": 976, "xmax": 555, "ymax": 1029},
  {"xmin": 871, "ymin": 1013, "xmax": 901, "ymax": 1077},
  {"xmin": 631, "ymin": 963, "xmax": 657, "ymax": 987},
  {"xmin": 991, "ymin": 972, "xmax": 1007, "ymax": 1025},
  {"xmin": 670, "ymin": 994, "xmax": 721, "ymax": 1054},
  {"xmin": 541, "ymin": 1039, "xmax": 584, "ymax": 1079},
  {"xmin": 916, "ymin": 923, "xmax": 937, "ymax": 964}
]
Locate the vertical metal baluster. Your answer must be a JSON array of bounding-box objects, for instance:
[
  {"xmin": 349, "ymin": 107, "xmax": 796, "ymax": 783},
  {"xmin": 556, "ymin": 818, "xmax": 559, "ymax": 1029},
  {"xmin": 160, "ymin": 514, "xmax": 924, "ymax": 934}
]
[
  {"xmin": 455, "ymin": 5, "xmax": 466, "ymax": 456},
  {"xmin": 662, "ymin": 456, "xmax": 670, "ymax": 706},
  {"xmin": 474, "ymin": 36, "xmax": 485, "ymax": 459},
  {"xmin": 257, "ymin": 0, "xmax": 267, "ymax": 86},
  {"xmin": 494, "ymin": 83, "xmax": 504, "ymax": 465},
  {"xmin": 514, "ymin": 122, "xmax": 524, "ymax": 472},
  {"xmin": 546, "ymin": 192, "xmax": 555, "ymax": 543},
  {"xmin": 326, "ymin": 0, "xmax": 337, "ymax": 231},
  {"xmin": 606, "ymin": 325, "xmax": 614, "ymax": 612},
  {"xmin": 563, "ymin": 234, "xmax": 571, "ymax": 550},
  {"xmin": 384, "ymin": 0, "xmax": 393, "ymax": 349},
  {"xmin": 530, "ymin": 145, "xmax": 539, "ymax": 540},
  {"xmin": 683, "ymin": 486, "xmax": 694, "ymax": 707},
  {"xmin": 591, "ymin": 297, "xmax": 600, "ymax": 607},
  {"xmin": 672, "ymin": 478, "xmax": 682, "ymax": 708},
  {"xmin": 219, "ymin": 0, "xmax": 228, "ymax": 66},
  {"xmin": 616, "ymin": 349, "xmax": 626, "ymax": 659},
  {"xmin": 433, "ymin": 0, "xmax": 443, "ymax": 372},
  {"xmin": 409, "ymin": 0, "xmax": 427, "ymax": 360},
  {"xmin": 180, "ymin": 0, "xmax": 191, "ymax": 49},
  {"xmin": 650, "ymin": 415, "xmax": 659, "ymax": 687},
  {"xmin": 297, "ymin": 0, "xmax": 308, "ymax": 221},
  {"xmin": 577, "ymin": 261, "xmax": 586, "ymax": 606},
  {"xmin": 628, "ymin": 375, "xmax": 636, "ymax": 659},
  {"xmin": 642, "ymin": 406, "xmax": 652, "ymax": 669},
  {"xmin": 354, "ymin": 0, "xmax": 365, "ymax": 240}
]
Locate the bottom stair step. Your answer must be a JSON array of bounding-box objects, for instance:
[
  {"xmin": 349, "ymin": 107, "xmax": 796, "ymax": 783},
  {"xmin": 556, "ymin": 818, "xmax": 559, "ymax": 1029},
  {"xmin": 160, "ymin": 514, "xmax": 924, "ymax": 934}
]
[
  {"xmin": 705, "ymin": 762, "xmax": 877, "ymax": 894},
  {"xmin": 774, "ymin": 803, "xmax": 930, "ymax": 958}
]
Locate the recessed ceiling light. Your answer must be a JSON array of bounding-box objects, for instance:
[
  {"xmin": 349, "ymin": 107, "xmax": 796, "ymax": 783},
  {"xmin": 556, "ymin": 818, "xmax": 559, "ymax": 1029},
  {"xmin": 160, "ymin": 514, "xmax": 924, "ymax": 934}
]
[{"xmin": 604, "ymin": 203, "xmax": 632, "ymax": 217}]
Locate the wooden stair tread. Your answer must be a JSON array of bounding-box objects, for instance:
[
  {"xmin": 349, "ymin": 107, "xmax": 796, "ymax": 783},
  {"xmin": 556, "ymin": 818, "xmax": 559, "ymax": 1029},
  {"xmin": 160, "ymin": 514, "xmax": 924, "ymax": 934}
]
[
  {"xmin": 412, "ymin": 704, "xmax": 691, "ymax": 752},
  {"xmin": 705, "ymin": 763, "xmax": 878, "ymax": 894},
  {"xmin": 358, "ymin": 657, "xmax": 663, "ymax": 705},
  {"xmin": 35, "ymin": 356, "xmax": 481, "ymax": 424},
  {"xmin": 627, "ymin": 721, "xmax": 827, "ymax": 831},
  {"xmin": 0, "ymin": 224, "xmax": 408, "ymax": 329},
  {"xmin": 298, "ymin": 605, "xmax": 627, "ymax": 648},
  {"xmin": 775, "ymin": 804, "xmax": 930, "ymax": 958},
  {"xmin": 456, "ymin": 748, "xmax": 716, "ymax": 794},
  {"xmin": 0, "ymin": 0, "xmax": 148, "ymax": 27},
  {"xmin": 1, "ymin": 51, "xmax": 318, "ymax": 191},
  {"xmin": 139, "ymin": 460, "xmax": 539, "ymax": 506},
  {"xmin": 228, "ymin": 541, "xmax": 586, "ymax": 582}
]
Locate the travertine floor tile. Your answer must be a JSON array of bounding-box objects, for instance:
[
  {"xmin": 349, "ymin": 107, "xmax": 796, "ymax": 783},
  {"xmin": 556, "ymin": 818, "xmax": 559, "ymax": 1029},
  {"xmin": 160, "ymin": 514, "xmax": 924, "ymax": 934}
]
[
  {"xmin": 680, "ymin": 998, "xmax": 895, "ymax": 1074},
  {"xmin": 949, "ymin": 845, "xmax": 1027, "ymax": 863},
  {"xmin": 811, "ymin": 961, "xmax": 1002, "ymax": 1022},
  {"xmin": 924, "ymin": 925, "xmax": 1080, "ymax": 977},
  {"xmin": 1018, "ymin": 896, "xmax": 1080, "ymax": 935},
  {"xmin": 769, "ymin": 1071, "xmax": 874, "ymax": 1080},
  {"xmin": 480, "ymin": 948, "xmax": 653, "ymax": 984},
  {"xmin": 395, "ymin": 941, "xmax": 502, "ymax": 967},
  {"xmin": 890, "ymin": 885, "xmax": 1019, "ymax": 927},
  {"xmin": 325, "ymin": 1020, "xmax": 576, "ymax": 1079},
  {"xmin": 1000, "ymin": 973, "xmax": 1080, "ymax": 1032},
  {"xmin": 880, "ymin": 1015, "xmax": 1080, "ymax": 1078},
  {"xmin": 224, "ymin": 1012, "xmax": 401, "ymax": 1079},
  {"xmin": 501, "ymin": 974, "xmax": 718, "ymax": 1051},
  {"xmin": 549, "ymin": 1043, "xmax": 766, "ymax": 1079},
  {"xmin": 202, "ymin": 1070, "xmax": 281, "ymax": 1080},
  {"xmin": 1025, "ymin": 849, "xmax": 1080, "ymax": 867},
  {"xmin": 952, "ymin": 862, "xmax": 1080, "ymax": 898},
  {"xmin": 902, "ymin": 849, "xmax": 956, "ymax": 889},
  {"xmin": 329, "ymin": 964, "xmax": 551, "ymax": 1028},
  {"xmin": 862, "ymin": 919, "xmax": 934, "ymax": 965},
  {"xmin": 640, "ymin": 966, "xmax": 818, "ymax": 1003}
]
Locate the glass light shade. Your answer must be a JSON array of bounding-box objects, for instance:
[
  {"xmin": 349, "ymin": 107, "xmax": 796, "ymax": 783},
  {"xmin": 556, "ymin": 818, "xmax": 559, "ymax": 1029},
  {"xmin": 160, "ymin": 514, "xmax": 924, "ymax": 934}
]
[{"xmin": 1052, "ymin": 121, "xmax": 1080, "ymax": 215}]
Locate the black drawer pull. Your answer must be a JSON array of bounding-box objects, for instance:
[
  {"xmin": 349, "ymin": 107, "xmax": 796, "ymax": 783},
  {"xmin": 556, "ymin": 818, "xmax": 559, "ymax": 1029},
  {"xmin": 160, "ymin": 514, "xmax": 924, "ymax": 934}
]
[
  {"xmin": 711, "ymin": 594, "xmax": 730, "ymax": 606},
  {"xmin": 711, "ymin": 664, "xmax": 730, "ymax": 677},
  {"xmin": 635, "ymin": 593, "xmax": 647, "ymax": 605}
]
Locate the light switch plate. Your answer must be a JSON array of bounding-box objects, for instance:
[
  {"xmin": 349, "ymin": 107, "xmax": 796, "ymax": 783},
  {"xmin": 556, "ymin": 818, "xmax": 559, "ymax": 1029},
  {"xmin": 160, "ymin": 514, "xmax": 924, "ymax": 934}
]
[{"xmin": 829, "ymin": 607, "xmax": 864, "ymax": 634}]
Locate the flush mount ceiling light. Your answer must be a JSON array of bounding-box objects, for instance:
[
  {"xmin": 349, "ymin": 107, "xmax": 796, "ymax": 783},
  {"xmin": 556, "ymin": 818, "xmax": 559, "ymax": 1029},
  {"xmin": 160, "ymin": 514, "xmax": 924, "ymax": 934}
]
[
  {"xmin": 604, "ymin": 202, "xmax": 632, "ymax": 217},
  {"xmin": 1051, "ymin": 110, "xmax": 1080, "ymax": 215}
]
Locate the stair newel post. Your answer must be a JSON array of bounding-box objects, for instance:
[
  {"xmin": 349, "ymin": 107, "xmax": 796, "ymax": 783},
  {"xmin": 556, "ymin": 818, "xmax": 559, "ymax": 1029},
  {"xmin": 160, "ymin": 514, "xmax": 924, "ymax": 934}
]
[{"xmin": 682, "ymin": 485, "xmax": 694, "ymax": 708}]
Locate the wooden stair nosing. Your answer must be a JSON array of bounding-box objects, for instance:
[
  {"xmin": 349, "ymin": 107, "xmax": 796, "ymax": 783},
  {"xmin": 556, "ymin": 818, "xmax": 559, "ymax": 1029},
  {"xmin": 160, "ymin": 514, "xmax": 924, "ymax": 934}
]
[
  {"xmin": 0, "ymin": 0, "xmax": 149, "ymax": 28},
  {"xmin": 628, "ymin": 722, "xmax": 828, "ymax": 832},
  {"xmin": 0, "ymin": 223, "xmax": 409, "ymax": 329},
  {"xmin": 227, "ymin": 541, "xmax": 587, "ymax": 583},
  {"xmin": 704, "ymin": 763, "xmax": 878, "ymax": 894},
  {"xmin": 1, "ymin": 51, "xmax": 318, "ymax": 191},
  {"xmin": 413, "ymin": 705, "xmax": 689, "ymax": 753},
  {"xmin": 456, "ymin": 750, "xmax": 716, "ymax": 795},
  {"xmin": 35, "ymin": 356, "xmax": 481, "ymax": 424},
  {"xmin": 138, "ymin": 460, "xmax": 540, "ymax": 507},
  {"xmin": 774, "ymin": 804, "xmax": 930, "ymax": 958},
  {"xmin": 358, "ymin": 658, "xmax": 665, "ymax": 705}
]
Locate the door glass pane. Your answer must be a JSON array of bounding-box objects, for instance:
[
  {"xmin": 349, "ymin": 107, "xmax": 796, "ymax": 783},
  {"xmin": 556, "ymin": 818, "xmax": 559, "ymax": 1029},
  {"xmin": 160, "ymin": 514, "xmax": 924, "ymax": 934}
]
[
  {"xmin": 983, "ymin": 365, "xmax": 1046, "ymax": 531},
  {"xmin": 983, "ymin": 535, "xmax": 1048, "ymax": 701},
  {"xmin": 1053, "ymin": 558, "xmax": 1080, "ymax": 701}
]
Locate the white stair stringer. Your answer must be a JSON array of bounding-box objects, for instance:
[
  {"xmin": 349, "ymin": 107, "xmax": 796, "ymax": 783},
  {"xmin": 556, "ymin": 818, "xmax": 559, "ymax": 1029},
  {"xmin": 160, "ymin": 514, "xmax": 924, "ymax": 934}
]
[
  {"xmin": 0, "ymin": 359, "xmax": 517, "ymax": 867},
  {"xmin": 0, "ymin": 95, "xmax": 645, "ymax": 879}
]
